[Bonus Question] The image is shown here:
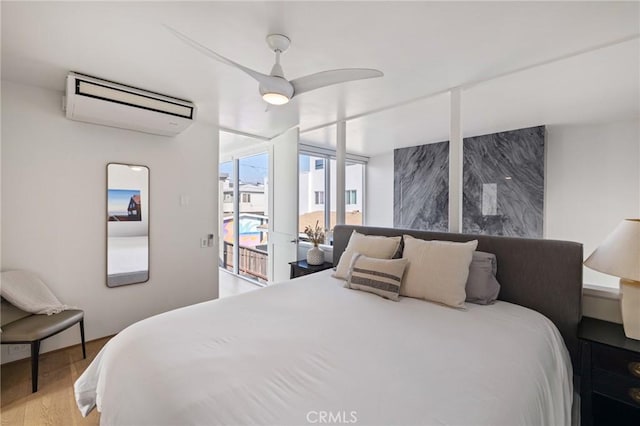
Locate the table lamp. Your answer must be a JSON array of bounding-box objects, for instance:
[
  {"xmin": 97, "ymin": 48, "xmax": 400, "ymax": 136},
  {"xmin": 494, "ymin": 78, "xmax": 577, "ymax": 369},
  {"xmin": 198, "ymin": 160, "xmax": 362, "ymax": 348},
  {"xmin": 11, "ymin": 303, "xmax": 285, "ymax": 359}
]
[{"xmin": 584, "ymin": 219, "xmax": 640, "ymax": 339}]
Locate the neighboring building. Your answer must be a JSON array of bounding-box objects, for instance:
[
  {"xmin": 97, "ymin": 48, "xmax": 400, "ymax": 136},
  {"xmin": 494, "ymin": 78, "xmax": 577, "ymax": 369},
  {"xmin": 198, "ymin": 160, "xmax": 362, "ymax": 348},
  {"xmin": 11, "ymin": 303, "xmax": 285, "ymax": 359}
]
[
  {"xmin": 219, "ymin": 174, "xmax": 269, "ymax": 248},
  {"xmin": 299, "ymin": 156, "xmax": 363, "ymax": 233},
  {"xmin": 299, "ymin": 156, "xmax": 363, "ymax": 215},
  {"xmin": 127, "ymin": 195, "xmax": 141, "ymax": 220},
  {"xmin": 220, "ymin": 176, "xmax": 267, "ymax": 216}
]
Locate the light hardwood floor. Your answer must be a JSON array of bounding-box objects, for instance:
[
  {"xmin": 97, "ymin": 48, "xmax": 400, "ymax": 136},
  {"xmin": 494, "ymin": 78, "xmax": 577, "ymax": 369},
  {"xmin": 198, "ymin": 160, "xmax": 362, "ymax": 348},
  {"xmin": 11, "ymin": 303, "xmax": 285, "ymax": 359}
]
[
  {"xmin": 219, "ymin": 269, "xmax": 262, "ymax": 298},
  {"xmin": 1, "ymin": 272, "xmax": 260, "ymax": 426},
  {"xmin": 1, "ymin": 337, "xmax": 110, "ymax": 426}
]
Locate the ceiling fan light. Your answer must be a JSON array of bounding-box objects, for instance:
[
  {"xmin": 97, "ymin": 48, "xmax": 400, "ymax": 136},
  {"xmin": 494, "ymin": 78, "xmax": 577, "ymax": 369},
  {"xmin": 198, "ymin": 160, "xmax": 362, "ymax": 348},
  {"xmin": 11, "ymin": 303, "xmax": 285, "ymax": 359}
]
[{"xmin": 262, "ymin": 92, "xmax": 290, "ymax": 105}]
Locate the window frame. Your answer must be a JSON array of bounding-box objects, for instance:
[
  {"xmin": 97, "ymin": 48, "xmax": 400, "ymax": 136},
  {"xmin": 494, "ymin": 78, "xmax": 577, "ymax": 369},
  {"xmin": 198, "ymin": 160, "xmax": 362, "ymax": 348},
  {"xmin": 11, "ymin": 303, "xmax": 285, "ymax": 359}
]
[
  {"xmin": 346, "ymin": 189, "xmax": 357, "ymax": 205},
  {"xmin": 298, "ymin": 145, "xmax": 367, "ymax": 238}
]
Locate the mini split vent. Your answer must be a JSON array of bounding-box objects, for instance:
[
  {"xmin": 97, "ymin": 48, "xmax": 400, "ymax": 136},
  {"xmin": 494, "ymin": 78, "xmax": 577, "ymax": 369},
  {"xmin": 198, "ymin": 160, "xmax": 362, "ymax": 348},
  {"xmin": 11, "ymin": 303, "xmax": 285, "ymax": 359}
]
[{"xmin": 64, "ymin": 72, "xmax": 196, "ymax": 136}]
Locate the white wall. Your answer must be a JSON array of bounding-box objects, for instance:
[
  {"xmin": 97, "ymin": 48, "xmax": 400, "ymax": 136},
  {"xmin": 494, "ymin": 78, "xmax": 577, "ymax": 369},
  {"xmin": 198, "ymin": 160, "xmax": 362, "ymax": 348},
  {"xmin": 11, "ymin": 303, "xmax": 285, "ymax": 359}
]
[
  {"xmin": 1, "ymin": 80, "xmax": 219, "ymax": 362},
  {"xmin": 365, "ymin": 151, "xmax": 394, "ymax": 226},
  {"xmin": 545, "ymin": 120, "xmax": 640, "ymax": 287},
  {"xmin": 364, "ymin": 119, "xmax": 640, "ymax": 291}
]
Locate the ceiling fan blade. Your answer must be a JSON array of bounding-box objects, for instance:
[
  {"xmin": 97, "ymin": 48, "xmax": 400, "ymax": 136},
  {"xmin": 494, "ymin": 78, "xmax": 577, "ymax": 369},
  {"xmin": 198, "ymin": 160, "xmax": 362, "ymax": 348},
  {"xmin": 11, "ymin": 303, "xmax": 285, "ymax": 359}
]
[
  {"xmin": 290, "ymin": 68, "xmax": 383, "ymax": 97},
  {"xmin": 164, "ymin": 25, "xmax": 273, "ymax": 86}
]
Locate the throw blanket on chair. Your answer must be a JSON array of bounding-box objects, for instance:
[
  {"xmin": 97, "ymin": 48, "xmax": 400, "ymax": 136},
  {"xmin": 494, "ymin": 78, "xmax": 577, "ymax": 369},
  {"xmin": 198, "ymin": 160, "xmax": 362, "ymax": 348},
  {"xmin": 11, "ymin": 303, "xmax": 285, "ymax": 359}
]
[{"xmin": 1, "ymin": 270, "xmax": 73, "ymax": 315}]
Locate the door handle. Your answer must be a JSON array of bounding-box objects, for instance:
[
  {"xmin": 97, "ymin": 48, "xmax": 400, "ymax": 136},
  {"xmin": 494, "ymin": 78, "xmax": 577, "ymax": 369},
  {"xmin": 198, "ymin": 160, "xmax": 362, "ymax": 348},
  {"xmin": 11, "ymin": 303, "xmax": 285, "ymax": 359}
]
[{"xmin": 290, "ymin": 239, "xmax": 298, "ymax": 243}]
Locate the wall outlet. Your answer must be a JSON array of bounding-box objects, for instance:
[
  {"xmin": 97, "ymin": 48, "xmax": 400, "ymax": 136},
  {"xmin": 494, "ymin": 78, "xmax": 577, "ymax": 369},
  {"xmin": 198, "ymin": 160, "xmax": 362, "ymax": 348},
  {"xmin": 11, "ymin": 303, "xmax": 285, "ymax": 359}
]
[
  {"xmin": 8, "ymin": 344, "xmax": 29, "ymax": 355},
  {"xmin": 200, "ymin": 238, "xmax": 207, "ymax": 248}
]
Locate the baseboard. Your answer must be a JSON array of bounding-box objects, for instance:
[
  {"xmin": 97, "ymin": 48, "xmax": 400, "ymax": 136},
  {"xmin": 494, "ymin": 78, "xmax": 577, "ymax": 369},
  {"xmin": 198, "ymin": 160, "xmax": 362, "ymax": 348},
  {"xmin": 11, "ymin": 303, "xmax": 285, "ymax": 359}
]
[{"xmin": 0, "ymin": 335, "xmax": 114, "ymax": 367}]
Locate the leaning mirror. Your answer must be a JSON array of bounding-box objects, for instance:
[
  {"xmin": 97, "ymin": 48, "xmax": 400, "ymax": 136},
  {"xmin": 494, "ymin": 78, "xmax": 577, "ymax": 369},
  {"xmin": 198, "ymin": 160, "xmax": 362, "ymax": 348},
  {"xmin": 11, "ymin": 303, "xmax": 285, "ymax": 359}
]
[{"xmin": 107, "ymin": 163, "xmax": 149, "ymax": 287}]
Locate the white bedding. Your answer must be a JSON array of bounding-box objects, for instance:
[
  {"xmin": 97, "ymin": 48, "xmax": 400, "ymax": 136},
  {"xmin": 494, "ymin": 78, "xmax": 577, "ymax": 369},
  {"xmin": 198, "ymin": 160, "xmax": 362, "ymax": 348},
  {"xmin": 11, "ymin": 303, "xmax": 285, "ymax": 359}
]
[
  {"xmin": 107, "ymin": 236, "xmax": 148, "ymax": 275},
  {"xmin": 75, "ymin": 270, "xmax": 572, "ymax": 425}
]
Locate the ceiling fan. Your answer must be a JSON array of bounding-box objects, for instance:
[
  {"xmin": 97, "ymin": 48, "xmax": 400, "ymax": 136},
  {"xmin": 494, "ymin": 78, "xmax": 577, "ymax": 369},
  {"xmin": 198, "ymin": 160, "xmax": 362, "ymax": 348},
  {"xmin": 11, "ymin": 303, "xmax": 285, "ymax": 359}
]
[{"xmin": 166, "ymin": 26, "xmax": 383, "ymax": 106}]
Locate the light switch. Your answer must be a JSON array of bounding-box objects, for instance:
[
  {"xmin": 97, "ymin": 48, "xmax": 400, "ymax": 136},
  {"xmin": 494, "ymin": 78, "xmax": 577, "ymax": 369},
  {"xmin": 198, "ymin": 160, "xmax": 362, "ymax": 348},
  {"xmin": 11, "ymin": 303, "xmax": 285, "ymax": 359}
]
[{"xmin": 200, "ymin": 238, "xmax": 207, "ymax": 248}]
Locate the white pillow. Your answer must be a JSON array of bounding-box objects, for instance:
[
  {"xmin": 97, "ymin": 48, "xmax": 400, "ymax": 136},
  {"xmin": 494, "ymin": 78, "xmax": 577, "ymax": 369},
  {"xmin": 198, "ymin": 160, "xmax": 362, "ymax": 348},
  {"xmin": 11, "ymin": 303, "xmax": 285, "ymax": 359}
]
[
  {"xmin": 333, "ymin": 231, "xmax": 401, "ymax": 279},
  {"xmin": 400, "ymin": 235, "xmax": 478, "ymax": 308}
]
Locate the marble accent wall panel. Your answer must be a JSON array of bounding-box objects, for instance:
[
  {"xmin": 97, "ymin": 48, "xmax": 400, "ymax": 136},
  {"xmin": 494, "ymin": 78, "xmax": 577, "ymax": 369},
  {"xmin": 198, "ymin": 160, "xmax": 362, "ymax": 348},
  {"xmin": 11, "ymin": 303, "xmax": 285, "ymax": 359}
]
[
  {"xmin": 393, "ymin": 141, "xmax": 449, "ymax": 231},
  {"xmin": 462, "ymin": 126, "xmax": 545, "ymax": 238}
]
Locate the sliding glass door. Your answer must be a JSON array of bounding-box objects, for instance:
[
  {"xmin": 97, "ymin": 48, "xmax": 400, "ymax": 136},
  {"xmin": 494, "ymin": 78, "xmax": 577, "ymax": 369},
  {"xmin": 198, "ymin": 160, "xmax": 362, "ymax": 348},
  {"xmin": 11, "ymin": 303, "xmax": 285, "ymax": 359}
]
[
  {"xmin": 219, "ymin": 153, "xmax": 270, "ymax": 284},
  {"xmin": 219, "ymin": 128, "xmax": 298, "ymax": 284}
]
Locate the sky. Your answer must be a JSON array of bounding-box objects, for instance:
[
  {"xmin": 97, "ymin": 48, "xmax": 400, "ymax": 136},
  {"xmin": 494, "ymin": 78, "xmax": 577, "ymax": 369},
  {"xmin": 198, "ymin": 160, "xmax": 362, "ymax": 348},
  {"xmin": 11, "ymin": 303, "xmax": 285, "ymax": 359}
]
[
  {"xmin": 220, "ymin": 153, "xmax": 268, "ymax": 184},
  {"xmin": 108, "ymin": 189, "xmax": 139, "ymax": 215},
  {"xmin": 220, "ymin": 153, "xmax": 313, "ymax": 183}
]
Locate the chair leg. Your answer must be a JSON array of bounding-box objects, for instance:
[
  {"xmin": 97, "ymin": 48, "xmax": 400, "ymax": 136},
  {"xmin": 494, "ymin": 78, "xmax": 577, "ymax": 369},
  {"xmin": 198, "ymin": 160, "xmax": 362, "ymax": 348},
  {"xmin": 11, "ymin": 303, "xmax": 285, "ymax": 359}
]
[
  {"xmin": 31, "ymin": 341, "xmax": 40, "ymax": 393},
  {"xmin": 79, "ymin": 319, "xmax": 86, "ymax": 359}
]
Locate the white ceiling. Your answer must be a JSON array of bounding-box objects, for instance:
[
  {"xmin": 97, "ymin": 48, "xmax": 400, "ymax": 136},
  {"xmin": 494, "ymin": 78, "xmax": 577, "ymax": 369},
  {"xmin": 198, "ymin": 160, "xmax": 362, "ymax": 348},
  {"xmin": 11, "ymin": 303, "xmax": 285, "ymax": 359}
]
[{"xmin": 2, "ymin": 1, "xmax": 638, "ymax": 157}]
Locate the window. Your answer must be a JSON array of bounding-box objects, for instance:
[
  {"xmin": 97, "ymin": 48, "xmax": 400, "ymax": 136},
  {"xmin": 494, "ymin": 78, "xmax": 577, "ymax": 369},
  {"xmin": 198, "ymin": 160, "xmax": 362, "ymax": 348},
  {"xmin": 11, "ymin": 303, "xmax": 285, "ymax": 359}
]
[
  {"xmin": 299, "ymin": 151, "xmax": 366, "ymax": 243},
  {"xmin": 242, "ymin": 193, "xmax": 251, "ymax": 203},
  {"xmin": 346, "ymin": 190, "xmax": 357, "ymax": 205}
]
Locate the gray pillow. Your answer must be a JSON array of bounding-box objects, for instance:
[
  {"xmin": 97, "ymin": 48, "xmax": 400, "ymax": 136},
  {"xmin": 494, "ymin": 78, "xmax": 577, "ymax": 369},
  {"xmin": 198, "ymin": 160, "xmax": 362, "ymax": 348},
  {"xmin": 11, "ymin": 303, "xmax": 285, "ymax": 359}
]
[{"xmin": 465, "ymin": 251, "xmax": 501, "ymax": 305}]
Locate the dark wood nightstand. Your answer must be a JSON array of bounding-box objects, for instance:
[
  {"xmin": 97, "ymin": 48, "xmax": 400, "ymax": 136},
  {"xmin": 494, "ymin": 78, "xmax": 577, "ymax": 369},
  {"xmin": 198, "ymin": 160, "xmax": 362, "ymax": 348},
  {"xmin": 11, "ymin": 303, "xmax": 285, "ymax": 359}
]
[
  {"xmin": 579, "ymin": 317, "xmax": 640, "ymax": 426},
  {"xmin": 289, "ymin": 260, "xmax": 333, "ymax": 279}
]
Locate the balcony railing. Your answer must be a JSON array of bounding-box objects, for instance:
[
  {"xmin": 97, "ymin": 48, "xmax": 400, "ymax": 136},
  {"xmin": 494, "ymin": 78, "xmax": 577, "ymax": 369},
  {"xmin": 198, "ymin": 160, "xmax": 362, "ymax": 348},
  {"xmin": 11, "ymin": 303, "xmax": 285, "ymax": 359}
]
[{"xmin": 222, "ymin": 241, "xmax": 268, "ymax": 282}]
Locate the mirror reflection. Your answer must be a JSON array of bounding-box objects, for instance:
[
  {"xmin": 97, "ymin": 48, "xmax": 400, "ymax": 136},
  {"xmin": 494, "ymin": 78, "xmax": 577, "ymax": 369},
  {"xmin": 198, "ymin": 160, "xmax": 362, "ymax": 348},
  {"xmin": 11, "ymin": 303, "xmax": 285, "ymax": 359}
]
[{"xmin": 107, "ymin": 163, "xmax": 149, "ymax": 287}]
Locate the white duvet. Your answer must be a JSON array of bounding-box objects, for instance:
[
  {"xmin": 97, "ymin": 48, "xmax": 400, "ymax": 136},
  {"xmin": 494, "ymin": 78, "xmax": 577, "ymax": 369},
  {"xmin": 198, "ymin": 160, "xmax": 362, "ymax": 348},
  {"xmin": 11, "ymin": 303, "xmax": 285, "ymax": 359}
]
[
  {"xmin": 75, "ymin": 270, "xmax": 572, "ymax": 426},
  {"xmin": 107, "ymin": 236, "xmax": 148, "ymax": 275}
]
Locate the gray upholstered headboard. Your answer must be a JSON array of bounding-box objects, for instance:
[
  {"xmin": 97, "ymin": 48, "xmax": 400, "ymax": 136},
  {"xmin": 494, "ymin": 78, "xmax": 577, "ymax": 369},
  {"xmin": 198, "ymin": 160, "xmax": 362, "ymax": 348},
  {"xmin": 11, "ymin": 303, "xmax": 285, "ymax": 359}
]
[{"xmin": 332, "ymin": 225, "xmax": 583, "ymax": 371}]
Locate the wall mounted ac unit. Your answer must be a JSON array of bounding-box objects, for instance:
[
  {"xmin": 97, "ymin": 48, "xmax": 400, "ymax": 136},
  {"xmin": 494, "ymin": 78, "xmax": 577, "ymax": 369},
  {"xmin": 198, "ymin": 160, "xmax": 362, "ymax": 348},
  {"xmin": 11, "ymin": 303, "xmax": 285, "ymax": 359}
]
[{"xmin": 64, "ymin": 72, "xmax": 195, "ymax": 137}]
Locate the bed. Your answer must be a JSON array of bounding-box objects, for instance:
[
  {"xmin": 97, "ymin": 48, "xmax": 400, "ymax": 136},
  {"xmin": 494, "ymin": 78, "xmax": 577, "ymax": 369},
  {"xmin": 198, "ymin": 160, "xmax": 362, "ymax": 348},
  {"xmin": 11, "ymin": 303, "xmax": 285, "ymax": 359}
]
[
  {"xmin": 107, "ymin": 236, "xmax": 149, "ymax": 286},
  {"xmin": 76, "ymin": 225, "xmax": 583, "ymax": 425}
]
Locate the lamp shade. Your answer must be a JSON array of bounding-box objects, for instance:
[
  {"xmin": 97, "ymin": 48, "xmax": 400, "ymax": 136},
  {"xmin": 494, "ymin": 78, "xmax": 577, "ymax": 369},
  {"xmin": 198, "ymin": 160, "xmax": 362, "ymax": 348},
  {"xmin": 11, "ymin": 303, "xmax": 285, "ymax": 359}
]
[
  {"xmin": 262, "ymin": 92, "xmax": 290, "ymax": 105},
  {"xmin": 584, "ymin": 219, "xmax": 640, "ymax": 282},
  {"xmin": 259, "ymin": 77, "xmax": 293, "ymax": 105}
]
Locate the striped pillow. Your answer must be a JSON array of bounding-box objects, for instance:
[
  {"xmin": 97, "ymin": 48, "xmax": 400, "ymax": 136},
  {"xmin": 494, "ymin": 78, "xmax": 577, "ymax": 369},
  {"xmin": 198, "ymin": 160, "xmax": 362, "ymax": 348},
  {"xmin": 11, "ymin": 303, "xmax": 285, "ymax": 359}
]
[
  {"xmin": 345, "ymin": 253, "xmax": 408, "ymax": 301},
  {"xmin": 333, "ymin": 231, "xmax": 402, "ymax": 280}
]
